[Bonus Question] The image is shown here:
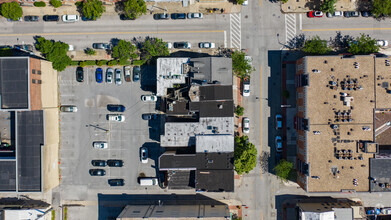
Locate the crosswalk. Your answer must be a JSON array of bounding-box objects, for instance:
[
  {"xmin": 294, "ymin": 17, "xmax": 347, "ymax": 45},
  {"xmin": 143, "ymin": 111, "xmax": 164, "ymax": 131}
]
[
  {"xmin": 285, "ymin": 14, "xmax": 297, "ymax": 46},
  {"xmin": 230, "ymin": 13, "xmax": 241, "ymax": 49}
]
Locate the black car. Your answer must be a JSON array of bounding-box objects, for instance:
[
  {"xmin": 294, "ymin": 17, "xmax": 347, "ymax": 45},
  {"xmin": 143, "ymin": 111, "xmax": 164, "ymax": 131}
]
[
  {"xmin": 142, "ymin": 113, "xmax": 157, "ymax": 120},
  {"xmin": 91, "ymin": 160, "xmax": 107, "ymax": 167},
  {"xmin": 82, "ymin": 16, "xmax": 96, "ymax": 21},
  {"xmin": 120, "ymin": 14, "xmax": 135, "ymax": 20},
  {"xmin": 24, "ymin": 16, "xmax": 39, "ymax": 22},
  {"xmin": 173, "ymin": 42, "xmax": 191, "ymax": 49},
  {"xmin": 89, "ymin": 169, "xmax": 106, "ymax": 176},
  {"xmin": 361, "ymin": 11, "xmax": 372, "ymax": 17},
  {"xmin": 171, "ymin": 13, "xmax": 186, "ymax": 19},
  {"xmin": 76, "ymin": 67, "xmax": 84, "ymax": 82},
  {"xmin": 108, "ymin": 179, "xmax": 125, "ymax": 186},
  {"xmin": 344, "ymin": 11, "xmax": 360, "ymax": 17},
  {"xmin": 43, "ymin": 15, "xmax": 59, "ymax": 22},
  {"xmin": 107, "ymin": 104, "xmax": 125, "ymax": 112},
  {"xmin": 92, "ymin": 43, "xmax": 110, "ymax": 50},
  {"xmin": 133, "ymin": 66, "xmax": 140, "ymax": 82},
  {"xmin": 153, "ymin": 13, "xmax": 170, "ymax": 20},
  {"xmin": 107, "ymin": 160, "xmax": 124, "ymax": 167}
]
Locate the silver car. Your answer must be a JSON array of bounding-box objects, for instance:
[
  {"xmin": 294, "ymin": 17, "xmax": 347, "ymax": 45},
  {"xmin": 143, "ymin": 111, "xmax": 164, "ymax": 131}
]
[
  {"xmin": 106, "ymin": 68, "xmax": 113, "ymax": 83},
  {"xmin": 115, "ymin": 68, "xmax": 122, "ymax": 85}
]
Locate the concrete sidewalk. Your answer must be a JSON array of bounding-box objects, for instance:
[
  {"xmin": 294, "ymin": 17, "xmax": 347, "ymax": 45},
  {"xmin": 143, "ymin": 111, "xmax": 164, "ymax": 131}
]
[{"xmin": 281, "ymin": 0, "xmax": 358, "ymax": 13}]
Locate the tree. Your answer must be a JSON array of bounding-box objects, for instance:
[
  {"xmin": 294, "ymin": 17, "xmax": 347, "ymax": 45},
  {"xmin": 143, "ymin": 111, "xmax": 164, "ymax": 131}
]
[
  {"xmin": 123, "ymin": 0, "xmax": 147, "ymax": 20},
  {"xmin": 140, "ymin": 38, "xmax": 170, "ymax": 64},
  {"xmin": 111, "ymin": 40, "xmax": 137, "ymax": 63},
  {"xmin": 320, "ymin": 0, "xmax": 336, "ymax": 14},
  {"xmin": 35, "ymin": 37, "xmax": 71, "ymax": 71},
  {"xmin": 235, "ymin": 0, "xmax": 244, "ymax": 4},
  {"xmin": 235, "ymin": 105, "xmax": 244, "ymax": 116},
  {"xmin": 372, "ymin": 0, "xmax": 391, "ymax": 18},
  {"xmin": 80, "ymin": 0, "xmax": 105, "ymax": 20},
  {"xmin": 234, "ymin": 136, "xmax": 257, "ymax": 175},
  {"xmin": 50, "ymin": 0, "xmax": 62, "ymax": 8},
  {"xmin": 85, "ymin": 48, "xmax": 96, "ymax": 55},
  {"xmin": 348, "ymin": 34, "xmax": 380, "ymax": 55},
  {"xmin": 1, "ymin": 2, "xmax": 23, "ymax": 21},
  {"xmin": 274, "ymin": 159, "xmax": 294, "ymax": 182},
  {"xmin": 303, "ymin": 36, "xmax": 331, "ymax": 55},
  {"xmin": 231, "ymin": 50, "xmax": 253, "ymax": 79},
  {"xmin": 33, "ymin": 1, "xmax": 46, "ymax": 7}
]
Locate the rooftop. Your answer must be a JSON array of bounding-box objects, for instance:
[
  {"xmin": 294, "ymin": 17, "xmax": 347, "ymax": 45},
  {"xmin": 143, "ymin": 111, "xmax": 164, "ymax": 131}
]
[
  {"xmin": 195, "ymin": 169, "xmax": 234, "ymax": 192},
  {"xmin": 156, "ymin": 58, "xmax": 189, "ymax": 96},
  {"xmin": 190, "ymin": 57, "xmax": 233, "ymax": 86},
  {"xmin": 195, "ymin": 135, "xmax": 234, "ymax": 153},
  {"xmin": 369, "ymin": 158, "xmax": 391, "ymax": 192},
  {"xmin": 189, "ymin": 101, "xmax": 234, "ymax": 118}
]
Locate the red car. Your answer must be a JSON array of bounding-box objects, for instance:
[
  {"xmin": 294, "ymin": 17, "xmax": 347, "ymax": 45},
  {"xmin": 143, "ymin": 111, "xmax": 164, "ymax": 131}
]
[{"xmin": 307, "ymin": 11, "xmax": 323, "ymax": 18}]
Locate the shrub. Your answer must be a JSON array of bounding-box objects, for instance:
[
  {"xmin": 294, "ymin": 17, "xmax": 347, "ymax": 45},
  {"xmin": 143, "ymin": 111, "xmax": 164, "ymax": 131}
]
[
  {"xmin": 132, "ymin": 59, "xmax": 146, "ymax": 66},
  {"xmin": 85, "ymin": 48, "xmax": 96, "ymax": 56},
  {"xmin": 70, "ymin": 61, "xmax": 79, "ymax": 66},
  {"xmin": 107, "ymin": 60, "xmax": 117, "ymax": 66},
  {"xmin": 50, "ymin": 0, "xmax": 62, "ymax": 8},
  {"xmin": 96, "ymin": 60, "xmax": 108, "ymax": 66},
  {"xmin": 85, "ymin": 60, "xmax": 96, "ymax": 65},
  {"xmin": 79, "ymin": 61, "xmax": 86, "ymax": 67},
  {"xmin": 235, "ymin": 105, "xmax": 244, "ymax": 116},
  {"xmin": 34, "ymin": 1, "xmax": 46, "ymax": 7}
]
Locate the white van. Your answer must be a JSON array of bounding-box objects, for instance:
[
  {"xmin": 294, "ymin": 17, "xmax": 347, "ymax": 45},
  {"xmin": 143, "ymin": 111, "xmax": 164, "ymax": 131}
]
[
  {"xmin": 139, "ymin": 178, "xmax": 158, "ymax": 186},
  {"xmin": 62, "ymin": 15, "xmax": 79, "ymax": 23}
]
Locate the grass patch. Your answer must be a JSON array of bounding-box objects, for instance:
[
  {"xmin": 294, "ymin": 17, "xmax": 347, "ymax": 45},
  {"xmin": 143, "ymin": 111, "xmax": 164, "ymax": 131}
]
[
  {"xmin": 51, "ymin": 210, "xmax": 55, "ymax": 220},
  {"xmin": 64, "ymin": 207, "xmax": 68, "ymax": 220},
  {"xmin": 70, "ymin": 61, "xmax": 79, "ymax": 66}
]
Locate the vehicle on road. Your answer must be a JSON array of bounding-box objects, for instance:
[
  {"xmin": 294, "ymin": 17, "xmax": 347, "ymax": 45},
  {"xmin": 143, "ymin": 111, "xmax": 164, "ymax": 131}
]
[
  {"xmin": 124, "ymin": 66, "xmax": 132, "ymax": 82},
  {"xmin": 115, "ymin": 68, "xmax": 122, "ymax": 85},
  {"xmin": 107, "ymin": 104, "xmax": 125, "ymax": 112},
  {"xmin": 275, "ymin": 136, "xmax": 282, "ymax": 152},
  {"xmin": 106, "ymin": 68, "xmax": 113, "ymax": 83},
  {"xmin": 153, "ymin": 13, "xmax": 170, "ymax": 20},
  {"xmin": 96, "ymin": 68, "xmax": 103, "ymax": 83},
  {"xmin": 174, "ymin": 42, "xmax": 191, "ymax": 49},
  {"xmin": 171, "ymin": 13, "xmax": 186, "ymax": 19},
  {"xmin": 107, "ymin": 114, "xmax": 125, "ymax": 122},
  {"xmin": 361, "ymin": 11, "xmax": 372, "ymax": 17},
  {"xmin": 141, "ymin": 95, "xmax": 157, "ymax": 102},
  {"xmin": 107, "ymin": 160, "xmax": 124, "ymax": 167},
  {"xmin": 89, "ymin": 169, "xmax": 106, "ymax": 176},
  {"xmin": 82, "ymin": 16, "xmax": 95, "ymax": 21},
  {"xmin": 93, "ymin": 142, "xmax": 108, "ymax": 149},
  {"xmin": 92, "ymin": 43, "xmax": 110, "ymax": 50},
  {"xmin": 377, "ymin": 40, "xmax": 389, "ymax": 47},
  {"xmin": 76, "ymin": 67, "xmax": 84, "ymax": 82},
  {"xmin": 139, "ymin": 177, "xmax": 158, "ymax": 186},
  {"xmin": 60, "ymin": 105, "xmax": 78, "ymax": 112},
  {"xmin": 326, "ymin": 11, "xmax": 343, "ymax": 17},
  {"xmin": 142, "ymin": 113, "xmax": 157, "ymax": 120},
  {"xmin": 199, "ymin": 42, "xmax": 215, "ymax": 48},
  {"xmin": 133, "ymin": 66, "xmax": 140, "ymax": 82},
  {"xmin": 242, "ymin": 0, "xmax": 248, "ymax": 5},
  {"xmin": 243, "ymin": 79, "xmax": 250, "ymax": 97},
  {"xmin": 276, "ymin": 114, "xmax": 283, "ymax": 129},
  {"xmin": 141, "ymin": 147, "xmax": 148, "ymax": 163},
  {"xmin": 43, "ymin": 15, "xmax": 59, "ymax": 22},
  {"xmin": 307, "ymin": 11, "xmax": 323, "ymax": 18},
  {"xmin": 344, "ymin": 11, "xmax": 360, "ymax": 17},
  {"xmin": 91, "ymin": 160, "xmax": 107, "ymax": 167},
  {"xmin": 243, "ymin": 117, "xmax": 250, "ymax": 134},
  {"xmin": 24, "ymin": 16, "xmax": 39, "ymax": 22},
  {"xmin": 108, "ymin": 179, "xmax": 125, "ymax": 186},
  {"xmin": 62, "ymin": 14, "xmax": 79, "ymax": 22},
  {"xmin": 187, "ymin": 13, "xmax": 203, "ymax": 19}
]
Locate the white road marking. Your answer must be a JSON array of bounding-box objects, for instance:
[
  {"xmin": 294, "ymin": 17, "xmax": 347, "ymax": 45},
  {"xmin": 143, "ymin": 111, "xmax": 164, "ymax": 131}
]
[
  {"xmin": 299, "ymin": 14, "xmax": 302, "ymax": 30},
  {"xmin": 230, "ymin": 13, "xmax": 241, "ymax": 49},
  {"xmin": 284, "ymin": 14, "xmax": 297, "ymax": 45}
]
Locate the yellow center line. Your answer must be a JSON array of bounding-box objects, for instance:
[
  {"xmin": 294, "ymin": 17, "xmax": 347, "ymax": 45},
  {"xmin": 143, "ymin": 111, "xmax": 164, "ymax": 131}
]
[
  {"xmin": 259, "ymin": 0, "xmax": 261, "ymax": 8},
  {"xmin": 0, "ymin": 30, "xmax": 225, "ymax": 37},
  {"xmin": 302, "ymin": 27, "xmax": 391, "ymax": 32},
  {"xmin": 260, "ymin": 64, "xmax": 263, "ymax": 180}
]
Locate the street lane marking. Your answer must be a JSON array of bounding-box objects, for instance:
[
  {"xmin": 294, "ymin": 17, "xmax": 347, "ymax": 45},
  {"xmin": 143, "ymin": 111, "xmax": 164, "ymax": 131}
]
[
  {"xmin": 230, "ymin": 13, "xmax": 241, "ymax": 49},
  {"xmin": 284, "ymin": 14, "xmax": 296, "ymax": 45},
  {"xmin": 260, "ymin": 65, "xmax": 263, "ymax": 180},
  {"xmin": 302, "ymin": 27, "xmax": 391, "ymax": 32},
  {"xmin": 259, "ymin": 0, "xmax": 261, "ymax": 8},
  {"xmin": 0, "ymin": 30, "xmax": 225, "ymax": 37},
  {"xmin": 299, "ymin": 14, "xmax": 302, "ymax": 30}
]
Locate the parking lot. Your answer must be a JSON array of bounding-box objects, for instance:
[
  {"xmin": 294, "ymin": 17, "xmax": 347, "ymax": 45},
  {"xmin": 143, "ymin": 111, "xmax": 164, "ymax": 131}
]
[{"xmin": 59, "ymin": 66, "xmax": 161, "ymax": 189}]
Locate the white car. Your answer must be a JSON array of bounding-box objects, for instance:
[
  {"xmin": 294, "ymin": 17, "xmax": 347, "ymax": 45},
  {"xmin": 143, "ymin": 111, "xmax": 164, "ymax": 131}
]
[
  {"xmin": 141, "ymin": 147, "xmax": 148, "ymax": 164},
  {"xmin": 62, "ymin": 15, "xmax": 79, "ymax": 23},
  {"xmin": 377, "ymin": 40, "xmax": 389, "ymax": 47},
  {"xmin": 326, "ymin": 11, "xmax": 343, "ymax": 17},
  {"xmin": 199, "ymin": 42, "xmax": 215, "ymax": 49},
  {"xmin": 141, "ymin": 95, "xmax": 157, "ymax": 102},
  {"xmin": 115, "ymin": 68, "xmax": 122, "ymax": 85},
  {"xmin": 106, "ymin": 68, "xmax": 113, "ymax": 83},
  {"xmin": 107, "ymin": 114, "xmax": 125, "ymax": 122},
  {"xmin": 243, "ymin": 79, "xmax": 250, "ymax": 97},
  {"xmin": 243, "ymin": 117, "xmax": 250, "ymax": 134},
  {"xmin": 187, "ymin": 13, "xmax": 203, "ymax": 19},
  {"xmin": 166, "ymin": 42, "xmax": 173, "ymax": 49},
  {"xmin": 60, "ymin": 105, "xmax": 78, "ymax": 112},
  {"xmin": 242, "ymin": 0, "xmax": 248, "ymax": 5},
  {"xmin": 93, "ymin": 142, "xmax": 108, "ymax": 149}
]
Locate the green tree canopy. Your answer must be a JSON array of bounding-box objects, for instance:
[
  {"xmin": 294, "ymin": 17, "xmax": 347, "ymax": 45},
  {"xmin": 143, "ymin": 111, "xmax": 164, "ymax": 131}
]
[
  {"xmin": 372, "ymin": 0, "xmax": 391, "ymax": 18},
  {"xmin": 231, "ymin": 51, "xmax": 253, "ymax": 79},
  {"xmin": 80, "ymin": 0, "xmax": 105, "ymax": 20},
  {"xmin": 123, "ymin": 0, "xmax": 147, "ymax": 20},
  {"xmin": 140, "ymin": 38, "xmax": 170, "ymax": 64},
  {"xmin": 348, "ymin": 34, "xmax": 380, "ymax": 55},
  {"xmin": 50, "ymin": 0, "xmax": 62, "ymax": 8},
  {"xmin": 35, "ymin": 37, "xmax": 71, "ymax": 71},
  {"xmin": 274, "ymin": 159, "xmax": 294, "ymax": 182},
  {"xmin": 1, "ymin": 2, "xmax": 23, "ymax": 21},
  {"xmin": 85, "ymin": 48, "xmax": 96, "ymax": 55},
  {"xmin": 235, "ymin": 0, "xmax": 244, "ymax": 4},
  {"xmin": 303, "ymin": 36, "xmax": 331, "ymax": 55},
  {"xmin": 235, "ymin": 105, "xmax": 244, "ymax": 116},
  {"xmin": 320, "ymin": 0, "xmax": 336, "ymax": 13},
  {"xmin": 234, "ymin": 136, "xmax": 257, "ymax": 175},
  {"xmin": 111, "ymin": 40, "xmax": 137, "ymax": 63}
]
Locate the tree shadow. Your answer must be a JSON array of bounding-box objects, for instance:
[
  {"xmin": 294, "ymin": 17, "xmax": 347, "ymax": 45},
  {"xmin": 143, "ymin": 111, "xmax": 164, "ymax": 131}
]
[
  {"xmin": 330, "ymin": 31, "xmax": 354, "ymax": 52},
  {"xmin": 304, "ymin": 0, "xmax": 321, "ymax": 10},
  {"xmin": 287, "ymin": 34, "xmax": 306, "ymax": 50},
  {"xmin": 355, "ymin": 0, "xmax": 372, "ymax": 11}
]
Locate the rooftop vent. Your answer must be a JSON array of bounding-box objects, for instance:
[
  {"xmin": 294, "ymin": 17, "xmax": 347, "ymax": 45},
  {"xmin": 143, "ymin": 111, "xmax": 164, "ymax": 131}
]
[
  {"xmin": 218, "ymin": 104, "xmax": 223, "ymax": 109},
  {"xmin": 312, "ymin": 69, "xmax": 320, "ymax": 73}
]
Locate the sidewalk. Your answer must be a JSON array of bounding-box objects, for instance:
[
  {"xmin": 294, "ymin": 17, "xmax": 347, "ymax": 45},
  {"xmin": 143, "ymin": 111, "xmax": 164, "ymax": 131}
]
[{"xmin": 281, "ymin": 0, "xmax": 357, "ymax": 13}]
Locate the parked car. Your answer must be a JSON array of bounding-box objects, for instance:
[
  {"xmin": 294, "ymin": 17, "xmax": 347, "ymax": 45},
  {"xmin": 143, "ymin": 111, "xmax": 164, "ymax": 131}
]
[
  {"xmin": 60, "ymin": 105, "xmax": 78, "ymax": 112},
  {"xmin": 107, "ymin": 104, "xmax": 125, "ymax": 112},
  {"xmin": 307, "ymin": 11, "xmax": 323, "ymax": 18},
  {"xmin": 106, "ymin": 68, "xmax": 113, "ymax": 83},
  {"xmin": 361, "ymin": 11, "xmax": 372, "ymax": 17},
  {"xmin": 171, "ymin": 13, "xmax": 186, "ymax": 19},
  {"xmin": 276, "ymin": 114, "xmax": 283, "ymax": 129},
  {"xmin": 243, "ymin": 79, "xmax": 250, "ymax": 97},
  {"xmin": 91, "ymin": 160, "xmax": 107, "ymax": 167},
  {"xmin": 142, "ymin": 113, "xmax": 157, "ymax": 120},
  {"xmin": 326, "ymin": 11, "xmax": 343, "ymax": 17},
  {"xmin": 141, "ymin": 95, "xmax": 157, "ymax": 102},
  {"xmin": 187, "ymin": 13, "xmax": 203, "ymax": 19},
  {"xmin": 14, "ymin": 44, "xmax": 34, "ymax": 52},
  {"xmin": 133, "ymin": 66, "xmax": 140, "ymax": 82},
  {"xmin": 62, "ymin": 14, "xmax": 79, "ymax": 22},
  {"xmin": 115, "ymin": 68, "xmax": 122, "ymax": 85},
  {"xmin": 108, "ymin": 179, "xmax": 125, "ymax": 186},
  {"xmin": 153, "ymin": 13, "xmax": 170, "ymax": 20},
  {"xmin": 124, "ymin": 66, "xmax": 132, "ymax": 82},
  {"xmin": 119, "ymin": 14, "xmax": 135, "ymax": 20},
  {"xmin": 242, "ymin": 0, "xmax": 248, "ymax": 5},
  {"xmin": 344, "ymin": 11, "xmax": 360, "ymax": 17},
  {"xmin": 92, "ymin": 43, "xmax": 110, "ymax": 50},
  {"xmin": 76, "ymin": 67, "xmax": 84, "ymax": 82},
  {"xmin": 7, "ymin": 17, "xmax": 22, "ymax": 22},
  {"xmin": 96, "ymin": 68, "xmax": 103, "ymax": 83},
  {"xmin": 93, "ymin": 142, "xmax": 108, "ymax": 149},
  {"xmin": 173, "ymin": 42, "xmax": 191, "ymax": 49},
  {"xmin": 82, "ymin": 16, "xmax": 95, "ymax": 21},
  {"xmin": 243, "ymin": 117, "xmax": 250, "ymax": 134},
  {"xmin": 107, "ymin": 114, "xmax": 125, "ymax": 122},
  {"xmin": 139, "ymin": 177, "xmax": 158, "ymax": 186},
  {"xmin": 199, "ymin": 42, "xmax": 215, "ymax": 48},
  {"xmin": 275, "ymin": 136, "xmax": 282, "ymax": 152},
  {"xmin": 107, "ymin": 160, "xmax": 124, "ymax": 167},
  {"xmin": 24, "ymin": 16, "xmax": 39, "ymax": 22},
  {"xmin": 166, "ymin": 42, "xmax": 173, "ymax": 49},
  {"xmin": 43, "ymin": 15, "xmax": 59, "ymax": 22},
  {"xmin": 141, "ymin": 147, "xmax": 148, "ymax": 163},
  {"xmin": 89, "ymin": 169, "xmax": 106, "ymax": 176},
  {"xmin": 377, "ymin": 40, "xmax": 389, "ymax": 47}
]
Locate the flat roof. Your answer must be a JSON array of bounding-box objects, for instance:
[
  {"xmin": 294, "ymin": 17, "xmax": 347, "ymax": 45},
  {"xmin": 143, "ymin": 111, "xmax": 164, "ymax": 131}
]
[
  {"xmin": 195, "ymin": 135, "xmax": 234, "ymax": 153},
  {"xmin": 156, "ymin": 58, "xmax": 189, "ymax": 96},
  {"xmin": 199, "ymin": 85, "xmax": 233, "ymax": 101},
  {"xmin": 190, "ymin": 57, "xmax": 232, "ymax": 86},
  {"xmin": 167, "ymin": 170, "xmax": 195, "ymax": 190},
  {"xmin": 190, "ymin": 100, "xmax": 234, "ymax": 117},
  {"xmin": 0, "ymin": 161, "xmax": 16, "ymax": 191},
  {"xmin": 196, "ymin": 169, "xmax": 234, "ymax": 192},
  {"xmin": 369, "ymin": 158, "xmax": 391, "ymax": 192},
  {"xmin": 0, "ymin": 57, "xmax": 29, "ymax": 109}
]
